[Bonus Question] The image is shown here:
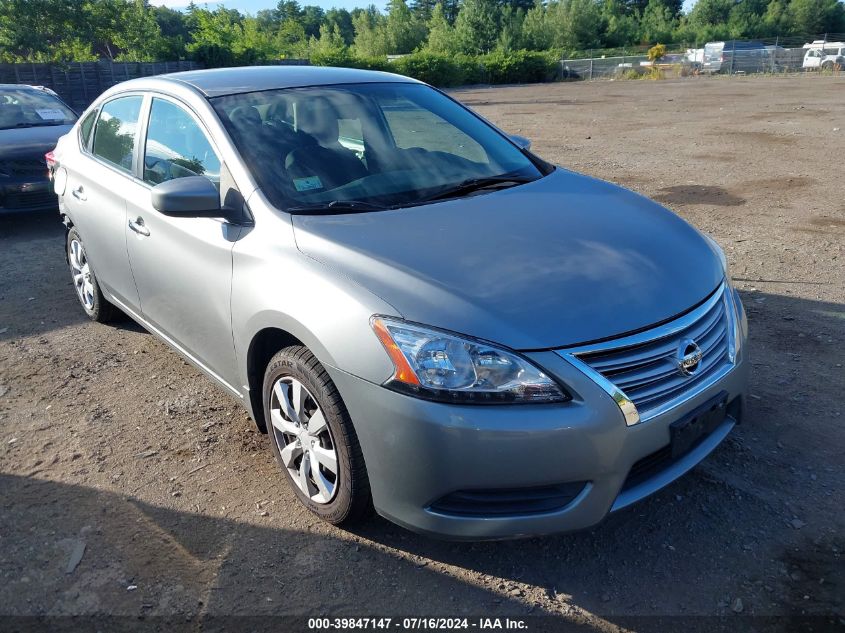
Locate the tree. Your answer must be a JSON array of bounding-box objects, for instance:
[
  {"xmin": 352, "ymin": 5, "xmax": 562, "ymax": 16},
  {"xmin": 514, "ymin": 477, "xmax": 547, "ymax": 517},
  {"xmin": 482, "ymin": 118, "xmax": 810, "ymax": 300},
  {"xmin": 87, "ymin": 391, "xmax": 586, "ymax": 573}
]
[
  {"xmin": 309, "ymin": 23, "xmax": 348, "ymax": 57},
  {"xmin": 546, "ymin": 0, "xmax": 603, "ymax": 50},
  {"xmin": 601, "ymin": 0, "xmax": 639, "ymax": 46},
  {"xmin": 639, "ymin": 0, "xmax": 677, "ymax": 43},
  {"xmin": 113, "ymin": 0, "xmax": 166, "ymax": 61},
  {"xmin": 232, "ymin": 16, "xmax": 277, "ymax": 63},
  {"xmin": 454, "ymin": 0, "xmax": 500, "ymax": 54},
  {"xmin": 301, "ymin": 5, "xmax": 326, "ymax": 38},
  {"xmin": 276, "ymin": 0, "xmax": 304, "ymax": 22},
  {"xmin": 276, "ymin": 19, "xmax": 309, "ymax": 57},
  {"xmin": 325, "ymin": 8, "xmax": 355, "ymax": 44},
  {"xmin": 352, "ymin": 6, "xmax": 388, "ymax": 57},
  {"xmin": 497, "ymin": 6, "xmax": 525, "ymax": 50},
  {"xmin": 410, "ymin": 0, "xmax": 439, "ymax": 22},
  {"xmin": 762, "ymin": 0, "xmax": 790, "ymax": 33},
  {"xmin": 154, "ymin": 6, "xmax": 191, "ymax": 59},
  {"xmin": 186, "ymin": 7, "xmax": 243, "ymax": 65},
  {"xmin": 425, "ymin": 2, "xmax": 459, "ymax": 52},
  {"xmin": 385, "ymin": 0, "xmax": 426, "ymax": 53},
  {"xmin": 521, "ymin": 0, "xmax": 552, "ymax": 50},
  {"xmin": 786, "ymin": 0, "xmax": 845, "ymax": 35},
  {"xmin": 688, "ymin": 0, "xmax": 735, "ymax": 30}
]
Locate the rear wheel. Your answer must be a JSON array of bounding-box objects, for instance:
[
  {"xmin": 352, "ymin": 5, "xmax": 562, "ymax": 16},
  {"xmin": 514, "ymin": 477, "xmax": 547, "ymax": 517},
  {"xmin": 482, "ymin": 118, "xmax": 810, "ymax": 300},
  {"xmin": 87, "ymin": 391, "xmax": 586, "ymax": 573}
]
[
  {"xmin": 66, "ymin": 228, "xmax": 119, "ymax": 323},
  {"xmin": 263, "ymin": 345, "xmax": 372, "ymax": 525}
]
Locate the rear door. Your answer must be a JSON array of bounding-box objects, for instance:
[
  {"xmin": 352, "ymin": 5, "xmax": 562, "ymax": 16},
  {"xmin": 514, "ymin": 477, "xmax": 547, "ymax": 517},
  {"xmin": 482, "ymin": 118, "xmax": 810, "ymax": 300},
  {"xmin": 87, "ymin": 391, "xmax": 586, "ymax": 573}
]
[
  {"xmin": 123, "ymin": 94, "xmax": 242, "ymax": 391},
  {"xmin": 63, "ymin": 94, "xmax": 144, "ymax": 309}
]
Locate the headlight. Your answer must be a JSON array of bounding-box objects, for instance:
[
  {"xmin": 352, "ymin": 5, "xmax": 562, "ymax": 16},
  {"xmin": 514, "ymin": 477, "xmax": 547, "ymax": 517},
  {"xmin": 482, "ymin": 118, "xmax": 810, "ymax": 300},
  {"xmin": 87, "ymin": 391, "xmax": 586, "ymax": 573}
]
[{"xmin": 370, "ymin": 317, "xmax": 570, "ymax": 404}]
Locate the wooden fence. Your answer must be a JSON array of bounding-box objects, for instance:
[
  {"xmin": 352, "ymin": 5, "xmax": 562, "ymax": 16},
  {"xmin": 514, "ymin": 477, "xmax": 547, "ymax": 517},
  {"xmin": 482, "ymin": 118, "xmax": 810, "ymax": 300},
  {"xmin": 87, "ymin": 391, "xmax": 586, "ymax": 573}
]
[{"xmin": 0, "ymin": 60, "xmax": 203, "ymax": 111}]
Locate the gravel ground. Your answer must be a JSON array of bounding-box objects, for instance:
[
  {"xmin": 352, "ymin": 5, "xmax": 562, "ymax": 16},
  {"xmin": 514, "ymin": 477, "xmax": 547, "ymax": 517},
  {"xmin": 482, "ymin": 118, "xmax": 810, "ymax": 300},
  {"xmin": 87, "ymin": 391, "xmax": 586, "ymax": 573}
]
[{"xmin": 0, "ymin": 75, "xmax": 843, "ymax": 632}]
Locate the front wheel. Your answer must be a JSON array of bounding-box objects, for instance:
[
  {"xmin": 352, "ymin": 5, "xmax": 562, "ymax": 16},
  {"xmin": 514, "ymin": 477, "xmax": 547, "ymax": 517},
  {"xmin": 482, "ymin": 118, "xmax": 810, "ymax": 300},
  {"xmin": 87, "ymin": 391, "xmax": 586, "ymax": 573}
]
[
  {"xmin": 263, "ymin": 345, "xmax": 372, "ymax": 525},
  {"xmin": 66, "ymin": 228, "xmax": 119, "ymax": 323}
]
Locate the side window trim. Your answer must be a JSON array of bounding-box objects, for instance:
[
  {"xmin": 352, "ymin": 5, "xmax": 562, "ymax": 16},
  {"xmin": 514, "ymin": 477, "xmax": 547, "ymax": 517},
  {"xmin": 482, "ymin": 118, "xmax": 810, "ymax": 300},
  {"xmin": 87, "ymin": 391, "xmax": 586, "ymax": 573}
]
[
  {"xmin": 78, "ymin": 106, "xmax": 100, "ymax": 153},
  {"xmin": 134, "ymin": 93, "xmax": 153, "ymax": 181},
  {"xmin": 88, "ymin": 91, "xmax": 146, "ymax": 179}
]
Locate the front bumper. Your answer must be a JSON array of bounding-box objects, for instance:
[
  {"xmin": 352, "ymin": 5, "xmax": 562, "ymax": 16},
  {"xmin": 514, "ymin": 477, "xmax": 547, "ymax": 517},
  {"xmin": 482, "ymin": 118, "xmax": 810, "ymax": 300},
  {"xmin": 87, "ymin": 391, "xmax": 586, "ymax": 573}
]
[
  {"xmin": 329, "ymin": 288, "xmax": 750, "ymax": 540},
  {"xmin": 0, "ymin": 180, "xmax": 57, "ymax": 214},
  {"xmin": 329, "ymin": 348, "xmax": 748, "ymax": 540}
]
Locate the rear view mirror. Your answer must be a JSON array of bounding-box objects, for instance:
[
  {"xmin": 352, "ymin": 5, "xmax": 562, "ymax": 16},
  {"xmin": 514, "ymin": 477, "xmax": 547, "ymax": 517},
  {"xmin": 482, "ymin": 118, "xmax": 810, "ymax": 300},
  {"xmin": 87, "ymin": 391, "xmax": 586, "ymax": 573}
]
[
  {"xmin": 151, "ymin": 176, "xmax": 221, "ymax": 217},
  {"xmin": 509, "ymin": 134, "xmax": 532, "ymax": 151}
]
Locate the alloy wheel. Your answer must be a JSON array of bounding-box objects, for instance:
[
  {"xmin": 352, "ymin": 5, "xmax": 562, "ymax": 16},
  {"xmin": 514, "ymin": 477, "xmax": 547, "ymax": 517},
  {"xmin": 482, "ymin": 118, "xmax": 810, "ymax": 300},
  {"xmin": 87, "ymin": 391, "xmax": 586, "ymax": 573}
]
[
  {"xmin": 269, "ymin": 377, "xmax": 339, "ymax": 504},
  {"xmin": 69, "ymin": 238, "xmax": 95, "ymax": 311}
]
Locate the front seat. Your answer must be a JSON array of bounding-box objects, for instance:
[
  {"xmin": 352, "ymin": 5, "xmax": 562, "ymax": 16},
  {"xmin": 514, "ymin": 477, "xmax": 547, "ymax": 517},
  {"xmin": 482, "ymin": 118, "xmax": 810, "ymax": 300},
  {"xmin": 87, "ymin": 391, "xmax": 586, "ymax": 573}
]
[{"xmin": 285, "ymin": 97, "xmax": 368, "ymax": 191}]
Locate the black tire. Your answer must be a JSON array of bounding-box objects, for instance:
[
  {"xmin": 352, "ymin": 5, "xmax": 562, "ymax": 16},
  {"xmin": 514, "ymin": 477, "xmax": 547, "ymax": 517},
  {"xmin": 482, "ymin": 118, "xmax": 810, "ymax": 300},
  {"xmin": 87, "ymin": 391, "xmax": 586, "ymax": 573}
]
[
  {"xmin": 66, "ymin": 228, "xmax": 119, "ymax": 323},
  {"xmin": 263, "ymin": 345, "xmax": 372, "ymax": 525}
]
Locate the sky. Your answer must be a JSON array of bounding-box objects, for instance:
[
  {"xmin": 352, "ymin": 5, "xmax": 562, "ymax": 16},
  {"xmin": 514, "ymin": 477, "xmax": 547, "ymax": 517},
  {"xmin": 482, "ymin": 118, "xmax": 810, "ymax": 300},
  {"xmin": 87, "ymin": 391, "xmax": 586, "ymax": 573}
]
[{"xmin": 151, "ymin": 0, "xmax": 699, "ymax": 15}]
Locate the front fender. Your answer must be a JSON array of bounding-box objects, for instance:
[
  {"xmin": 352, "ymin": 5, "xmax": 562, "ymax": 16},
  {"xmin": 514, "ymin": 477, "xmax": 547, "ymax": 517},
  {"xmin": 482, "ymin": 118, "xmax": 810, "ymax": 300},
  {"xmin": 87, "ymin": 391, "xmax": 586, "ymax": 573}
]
[{"xmin": 230, "ymin": 208, "xmax": 399, "ymax": 415}]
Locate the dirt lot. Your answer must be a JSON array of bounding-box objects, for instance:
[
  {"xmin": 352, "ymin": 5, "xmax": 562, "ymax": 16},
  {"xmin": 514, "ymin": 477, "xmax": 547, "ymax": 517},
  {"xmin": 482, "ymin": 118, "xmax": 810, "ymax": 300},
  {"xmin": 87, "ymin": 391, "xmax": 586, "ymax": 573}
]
[{"xmin": 1, "ymin": 76, "xmax": 843, "ymax": 632}]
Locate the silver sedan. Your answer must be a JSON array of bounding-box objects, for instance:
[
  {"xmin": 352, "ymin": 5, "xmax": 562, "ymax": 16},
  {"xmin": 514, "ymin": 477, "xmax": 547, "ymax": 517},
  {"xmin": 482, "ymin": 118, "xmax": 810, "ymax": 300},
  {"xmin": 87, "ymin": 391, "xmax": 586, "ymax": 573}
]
[{"xmin": 52, "ymin": 66, "xmax": 748, "ymax": 539}]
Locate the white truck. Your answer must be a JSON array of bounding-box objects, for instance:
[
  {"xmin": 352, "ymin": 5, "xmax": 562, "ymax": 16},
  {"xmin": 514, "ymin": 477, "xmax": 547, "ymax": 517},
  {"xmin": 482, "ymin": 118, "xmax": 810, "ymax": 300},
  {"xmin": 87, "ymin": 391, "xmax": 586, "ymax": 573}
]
[{"xmin": 803, "ymin": 40, "xmax": 845, "ymax": 71}]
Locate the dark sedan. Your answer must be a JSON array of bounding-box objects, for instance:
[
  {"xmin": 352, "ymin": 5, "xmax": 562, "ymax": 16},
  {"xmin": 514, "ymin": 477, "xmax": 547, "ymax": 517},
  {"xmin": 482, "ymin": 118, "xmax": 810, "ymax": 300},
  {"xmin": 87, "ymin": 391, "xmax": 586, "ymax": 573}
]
[{"xmin": 0, "ymin": 85, "xmax": 76, "ymax": 214}]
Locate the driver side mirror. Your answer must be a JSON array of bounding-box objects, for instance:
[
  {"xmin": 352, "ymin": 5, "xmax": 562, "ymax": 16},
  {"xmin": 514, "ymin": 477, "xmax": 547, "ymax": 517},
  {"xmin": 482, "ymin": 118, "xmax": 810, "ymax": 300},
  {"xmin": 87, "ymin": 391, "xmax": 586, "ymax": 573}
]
[
  {"xmin": 151, "ymin": 176, "xmax": 222, "ymax": 218},
  {"xmin": 509, "ymin": 134, "xmax": 532, "ymax": 152}
]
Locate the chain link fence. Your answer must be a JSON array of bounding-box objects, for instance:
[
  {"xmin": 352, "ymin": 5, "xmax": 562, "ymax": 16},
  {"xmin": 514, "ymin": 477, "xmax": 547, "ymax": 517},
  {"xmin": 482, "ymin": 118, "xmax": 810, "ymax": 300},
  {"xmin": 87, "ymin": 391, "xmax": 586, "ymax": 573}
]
[{"xmin": 560, "ymin": 33, "xmax": 845, "ymax": 81}]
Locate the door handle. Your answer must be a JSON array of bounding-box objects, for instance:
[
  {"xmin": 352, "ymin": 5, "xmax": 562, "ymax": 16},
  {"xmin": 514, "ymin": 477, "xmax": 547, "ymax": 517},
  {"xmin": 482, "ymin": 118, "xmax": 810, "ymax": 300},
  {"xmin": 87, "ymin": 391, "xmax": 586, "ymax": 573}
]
[
  {"xmin": 71, "ymin": 186, "xmax": 86, "ymax": 201},
  {"xmin": 128, "ymin": 217, "xmax": 150, "ymax": 237}
]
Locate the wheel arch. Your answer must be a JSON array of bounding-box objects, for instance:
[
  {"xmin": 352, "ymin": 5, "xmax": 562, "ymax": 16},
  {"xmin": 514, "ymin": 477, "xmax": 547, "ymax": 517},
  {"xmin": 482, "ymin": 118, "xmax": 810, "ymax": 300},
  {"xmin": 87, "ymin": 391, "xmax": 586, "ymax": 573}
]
[{"xmin": 246, "ymin": 326, "xmax": 307, "ymax": 433}]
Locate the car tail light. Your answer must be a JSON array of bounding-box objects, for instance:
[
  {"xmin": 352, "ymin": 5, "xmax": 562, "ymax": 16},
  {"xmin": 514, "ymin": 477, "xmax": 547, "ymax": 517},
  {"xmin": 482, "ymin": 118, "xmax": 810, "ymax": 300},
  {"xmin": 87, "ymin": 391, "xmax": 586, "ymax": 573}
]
[{"xmin": 45, "ymin": 151, "xmax": 56, "ymax": 180}]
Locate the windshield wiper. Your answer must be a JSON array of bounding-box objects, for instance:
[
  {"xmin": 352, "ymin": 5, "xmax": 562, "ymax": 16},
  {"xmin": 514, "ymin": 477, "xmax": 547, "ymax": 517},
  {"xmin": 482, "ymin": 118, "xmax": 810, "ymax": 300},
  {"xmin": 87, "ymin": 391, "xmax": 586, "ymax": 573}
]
[
  {"xmin": 0, "ymin": 121, "xmax": 69, "ymax": 130},
  {"xmin": 285, "ymin": 200, "xmax": 393, "ymax": 214},
  {"xmin": 420, "ymin": 175, "xmax": 533, "ymax": 203}
]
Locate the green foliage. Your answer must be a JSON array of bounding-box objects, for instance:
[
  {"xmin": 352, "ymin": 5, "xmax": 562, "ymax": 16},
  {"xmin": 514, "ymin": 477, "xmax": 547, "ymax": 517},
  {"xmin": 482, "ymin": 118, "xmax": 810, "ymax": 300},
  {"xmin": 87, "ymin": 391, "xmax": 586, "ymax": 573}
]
[
  {"xmin": 640, "ymin": 0, "xmax": 678, "ymax": 44},
  {"xmin": 479, "ymin": 49, "xmax": 558, "ymax": 82},
  {"xmin": 385, "ymin": 0, "xmax": 427, "ymax": 53},
  {"xmin": 2, "ymin": 0, "xmax": 844, "ymax": 87},
  {"xmin": 454, "ymin": 0, "xmax": 500, "ymax": 54},
  {"xmin": 391, "ymin": 51, "xmax": 470, "ymax": 85},
  {"xmin": 425, "ymin": 3, "xmax": 458, "ymax": 54},
  {"xmin": 389, "ymin": 49, "xmax": 555, "ymax": 86},
  {"xmin": 352, "ymin": 6, "xmax": 388, "ymax": 57}
]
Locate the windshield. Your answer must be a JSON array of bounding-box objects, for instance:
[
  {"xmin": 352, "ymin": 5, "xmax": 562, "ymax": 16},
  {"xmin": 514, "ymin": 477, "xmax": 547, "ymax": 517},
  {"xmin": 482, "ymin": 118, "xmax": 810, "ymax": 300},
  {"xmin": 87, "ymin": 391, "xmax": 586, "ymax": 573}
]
[
  {"xmin": 0, "ymin": 88, "xmax": 76, "ymax": 130},
  {"xmin": 211, "ymin": 82, "xmax": 545, "ymax": 212}
]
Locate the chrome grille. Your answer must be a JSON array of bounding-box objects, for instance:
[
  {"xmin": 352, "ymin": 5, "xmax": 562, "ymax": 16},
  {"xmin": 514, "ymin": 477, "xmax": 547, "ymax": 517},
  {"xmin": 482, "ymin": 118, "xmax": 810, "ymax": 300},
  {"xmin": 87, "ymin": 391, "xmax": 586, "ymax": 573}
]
[{"xmin": 566, "ymin": 285, "xmax": 734, "ymax": 422}]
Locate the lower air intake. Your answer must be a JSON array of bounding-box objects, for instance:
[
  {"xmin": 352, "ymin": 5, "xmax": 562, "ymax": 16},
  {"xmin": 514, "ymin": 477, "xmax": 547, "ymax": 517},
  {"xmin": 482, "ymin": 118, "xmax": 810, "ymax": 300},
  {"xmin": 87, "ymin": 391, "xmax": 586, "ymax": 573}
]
[{"xmin": 428, "ymin": 482, "xmax": 586, "ymax": 517}]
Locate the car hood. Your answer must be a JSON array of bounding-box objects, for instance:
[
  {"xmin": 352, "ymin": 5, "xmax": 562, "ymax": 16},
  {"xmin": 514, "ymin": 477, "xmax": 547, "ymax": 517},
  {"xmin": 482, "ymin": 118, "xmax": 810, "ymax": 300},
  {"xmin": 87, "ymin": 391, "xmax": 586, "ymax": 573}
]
[
  {"xmin": 292, "ymin": 168, "xmax": 724, "ymax": 350},
  {"xmin": 0, "ymin": 124, "xmax": 73, "ymax": 159}
]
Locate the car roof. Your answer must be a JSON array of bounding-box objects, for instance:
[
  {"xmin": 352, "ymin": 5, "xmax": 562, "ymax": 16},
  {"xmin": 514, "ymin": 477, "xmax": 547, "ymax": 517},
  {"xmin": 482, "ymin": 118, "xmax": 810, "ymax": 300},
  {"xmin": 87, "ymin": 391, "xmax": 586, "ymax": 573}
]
[{"xmin": 158, "ymin": 65, "xmax": 419, "ymax": 98}]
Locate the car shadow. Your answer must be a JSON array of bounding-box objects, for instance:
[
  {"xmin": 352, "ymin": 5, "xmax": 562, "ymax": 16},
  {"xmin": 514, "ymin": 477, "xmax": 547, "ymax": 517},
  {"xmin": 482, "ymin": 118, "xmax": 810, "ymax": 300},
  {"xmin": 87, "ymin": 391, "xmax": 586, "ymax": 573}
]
[{"xmin": 0, "ymin": 473, "xmax": 545, "ymax": 625}]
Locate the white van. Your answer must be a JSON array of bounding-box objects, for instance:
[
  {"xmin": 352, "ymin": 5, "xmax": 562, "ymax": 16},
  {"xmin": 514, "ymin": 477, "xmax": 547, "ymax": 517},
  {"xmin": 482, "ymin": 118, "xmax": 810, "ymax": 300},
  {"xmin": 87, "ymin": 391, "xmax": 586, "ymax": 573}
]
[{"xmin": 803, "ymin": 41, "xmax": 845, "ymax": 70}]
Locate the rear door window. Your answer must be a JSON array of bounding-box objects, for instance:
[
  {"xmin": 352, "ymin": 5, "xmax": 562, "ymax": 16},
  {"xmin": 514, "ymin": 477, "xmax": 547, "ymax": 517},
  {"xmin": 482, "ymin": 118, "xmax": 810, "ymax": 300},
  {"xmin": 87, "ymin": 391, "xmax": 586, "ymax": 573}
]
[{"xmin": 91, "ymin": 96, "xmax": 143, "ymax": 173}]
